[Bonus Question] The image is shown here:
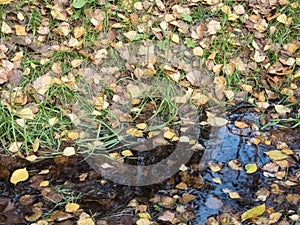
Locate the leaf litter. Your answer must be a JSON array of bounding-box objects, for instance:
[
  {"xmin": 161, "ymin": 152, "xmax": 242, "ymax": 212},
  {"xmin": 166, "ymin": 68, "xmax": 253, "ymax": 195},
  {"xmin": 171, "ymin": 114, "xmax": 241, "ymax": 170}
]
[{"xmin": 0, "ymin": 0, "xmax": 299, "ymax": 224}]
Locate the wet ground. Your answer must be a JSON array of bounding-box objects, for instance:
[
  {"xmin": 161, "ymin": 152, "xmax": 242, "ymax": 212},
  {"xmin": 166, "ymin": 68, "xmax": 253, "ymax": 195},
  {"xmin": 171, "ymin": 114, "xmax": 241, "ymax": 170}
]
[{"xmin": 0, "ymin": 109, "xmax": 300, "ymax": 225}]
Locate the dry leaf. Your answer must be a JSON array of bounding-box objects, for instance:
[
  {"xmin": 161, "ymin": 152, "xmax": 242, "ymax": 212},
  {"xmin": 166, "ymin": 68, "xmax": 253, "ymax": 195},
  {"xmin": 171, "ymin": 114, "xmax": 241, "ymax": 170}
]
[
  {"xmin": 2, "ymin": 21, "xmax": 12, "ymax": 34},
  {"xmin": 193, "ymin": 46, "xmax": 204, "ymax": 56},
  {"xmin": 245, "ymin": 163, "xmax": 258, "ymax": 174},
  {"xmin": 33, "ymin": 75, "xmax": 52, "ymax": 95},
  {"xmin": 74, "ymin": 26, "xmax": 85, "ymax": 38},
  {"xmin": 63, "ymin": 147, "xmax": 76, "ymax": 156},
  {"xmin": 9, "ymin": 142, "xmax": 23, "ymax": 153},
  {"xmin": 124, "ymin": 31, "xmax": 137, "ymax": 41},
  {"xmin": 158, "ymin": 211, "xmax": 175, "ymax": 222},
  {"xmin": 10, "ymin": 167, "xmax": 29, "ymax": 185},
  {"xmin": 241, "ymin": 204, "xmax": 265, "ymax": 221},
  {"xmin": 274, "ymin": 105, "xmax": 291, "ymax": 114},
  {"xmin": 207, "ymin": 20, "xmax": 221, "ymax": 35},
  {"xmin": 15, "ymin": 25, "xmax": 27, "ymax": 36},
  {"xmin": 171, "ymin": 33, "xmax": 180, "ymax": 44},
  {"xmin": 17, "ymin": 107, "xmax": 35, "ymax": 120}
]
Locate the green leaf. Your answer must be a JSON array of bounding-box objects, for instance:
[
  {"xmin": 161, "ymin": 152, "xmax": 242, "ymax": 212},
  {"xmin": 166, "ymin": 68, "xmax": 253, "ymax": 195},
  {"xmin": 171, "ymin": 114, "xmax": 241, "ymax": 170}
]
[
  {"xmin": 181, "ymin": 14, "xmax": 193, "ymax": 22},
  {"xmin": 241, "ymin": 204, "xmax": 265, "ymax": 221},
  {"xmin": 73, "ymin": 0, "xmax": 87, "ymax": 9}
]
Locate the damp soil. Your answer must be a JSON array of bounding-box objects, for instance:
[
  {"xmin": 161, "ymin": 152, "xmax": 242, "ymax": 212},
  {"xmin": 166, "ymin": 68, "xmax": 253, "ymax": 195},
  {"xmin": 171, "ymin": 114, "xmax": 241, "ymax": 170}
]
[{"xmin": 0, "ymin": 109, "xmax": 299, "ymax": 225}]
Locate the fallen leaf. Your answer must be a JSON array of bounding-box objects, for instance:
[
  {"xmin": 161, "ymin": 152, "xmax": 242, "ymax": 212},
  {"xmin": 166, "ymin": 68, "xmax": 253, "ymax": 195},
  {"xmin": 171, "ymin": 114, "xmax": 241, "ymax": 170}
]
[
  {"xmin": 15, "ymin": 25, "xmax": 27, "ymax": 36},
  {"xmin": 121, "ymin": 150, "xmax": 133, "ymax": 157},
  {"xmin": 17, "ymin": 107, "xmax": 35, "ymax": 120},
  {"xmin": 124, "ymin": 30, "xmax": 137, "ymax": 41},
  {"xmin": 207, "ymin": 20, "xmax": 221, "ymax": 35},
  {"xmin": 234, "ymin": 121, "xmax": 249, "ymax": 129},
  {"xmin": 10, "ymin": 167, "xmax": 29, "ymax": 185},
  {"xmin": 63, "ymin": 147, "xmax": 76, "ymax": 156},
  {"xmin": 0, "ymin": 0, "xmax": 11, "ymax": 4},
  {"xmin": 158, "ymin": 211, "xmax": 175, "ymax": 222},
  {"xmin": 9, "ymin": 141, "xmax": 23, "ymax": 153},
  {"xmin": 77, "ymin": 217, "xmax": 95, "ymax": 225},
  {"xmin": 241, "ymin": 204, "xmax": 265, "ymax": 221},
  {"xmin": 274, "ymin": 105, "xmax": 291, "ymax": 114},
  {"xmin": 33, "ymin": 75, "xmax": 52, "ymax": 95},
  {"xmin": 245, "ymin": 163, "xmax": 258, "ymax": 174},
  {"xmin": 164, "ymin": 130, "xmax": 176, "ymax": 139},
  {"xmin": 265, "ymin": 150, "xmax": 288, "ymax": 160},
  {"xmin": 65, "ymin": 202, "xmax": 80, "ymax": 213},
  {"xmin": 136, "ymin": 219, "xmax": 151, "ymax": 225},
  {"xmin": 1, "ymin": 21, "xmax": 12, "ymax": 34}
]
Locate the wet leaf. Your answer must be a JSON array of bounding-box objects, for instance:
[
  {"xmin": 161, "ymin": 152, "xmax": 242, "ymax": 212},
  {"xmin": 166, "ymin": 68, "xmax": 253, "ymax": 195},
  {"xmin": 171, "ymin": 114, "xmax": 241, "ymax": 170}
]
[
  {"xmin": 265, "ymin": 150, "xmax": 288, "ymax": 160},
  {"xmin": 241, "ymin": 204, "xmax": 265, "ymax": 221},
  {"xmin": 245, "ymin": 163, "xmax": 258, "ymax": 174},
  {"xmin": 10, "ymin": 167, "xmax": 29, "ymax": 185},
  {"xmin": 121, "ymin": 150, "xmax": 133, "ymax": 157},
  {"xmin": 65, "ymin": 202, "xmax": 80, "ymax": 213},
  {"xmin": 205, "ymin": 195, "xmax": 223, "ymax": 209}
]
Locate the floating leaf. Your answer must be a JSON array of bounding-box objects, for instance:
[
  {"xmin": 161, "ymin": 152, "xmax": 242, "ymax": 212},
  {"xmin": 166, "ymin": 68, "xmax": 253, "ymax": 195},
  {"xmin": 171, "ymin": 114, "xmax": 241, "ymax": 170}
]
[
  {"xmin": 72, "ymin": 0, "xmax": 87, "ymax": 9},
  {"xmin": 241, "ymin": 204, "xmax": 265, "ymax": 221},
  {"xmin": 10, "ymin": 167, "xmax": 29, "ymax": 185},
  {"xmin": 265, "ymin": 150, "xmax": 288, "ymax": 160},
  {"xmin": 245, "ymin": 163, "xmax": 258, "ymax": 174}
]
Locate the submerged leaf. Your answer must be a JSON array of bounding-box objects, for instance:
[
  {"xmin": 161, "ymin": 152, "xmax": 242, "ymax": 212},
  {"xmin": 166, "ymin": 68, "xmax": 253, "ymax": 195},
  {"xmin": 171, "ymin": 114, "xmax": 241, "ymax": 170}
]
[{"xmin": 241, "ymin": 204, "xmax": 265, "ymax": 221}]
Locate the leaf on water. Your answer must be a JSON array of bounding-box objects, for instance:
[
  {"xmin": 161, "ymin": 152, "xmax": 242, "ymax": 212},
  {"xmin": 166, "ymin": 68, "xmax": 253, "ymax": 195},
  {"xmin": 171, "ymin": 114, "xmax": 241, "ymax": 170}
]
[
  {"xmin": 241, "ymin": 204, "xmax": 265, "ymax": 221},
  {"xmin": 245, "ymin": 163, "xmax": 258, "ymax": 174},
  {"xmin": 65, "ymin": 202, "xmax": 80, "ymax": 213},
  {"xmin": 234, "ymin": 121, "xmax": 249, "ymax": 129},
  {"xmin": 274, "ymin": 105, "xmax": 291, "ymax": 114},
  {"xmin": 205, "ymin": 195, "xmax": 223, "ymax": 209},
  {"xmin": 10, "ymin": 167, "xmax": 29, "ymax": 185},
  {"xmin": 265, "ymin": 150, "xmax": 288, "ymax": 160}
]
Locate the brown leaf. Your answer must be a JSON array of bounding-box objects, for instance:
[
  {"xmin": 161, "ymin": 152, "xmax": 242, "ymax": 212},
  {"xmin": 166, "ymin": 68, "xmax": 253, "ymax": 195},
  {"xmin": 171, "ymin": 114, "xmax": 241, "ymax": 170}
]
[{"xmin": 158, "ymin": 211, "xmax": 175, "ymax": 222}]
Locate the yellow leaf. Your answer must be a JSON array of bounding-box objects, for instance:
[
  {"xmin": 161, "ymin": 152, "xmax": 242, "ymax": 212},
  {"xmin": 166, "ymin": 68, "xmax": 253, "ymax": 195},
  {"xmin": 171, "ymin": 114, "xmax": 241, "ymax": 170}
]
[
  {"xmin": 193, "ymin": 46, "xmax": 204, "ymax": 56},
  {"xmin": 65, "ymin": 202, "xmax": 80, "ymax": 213},
  {"xmin": 0, "ymin": 0, "xmax": 11, "ymax": 4},
  {"xmin": 277, "ymin": 14, "xmax": 287, "ymax": 24},
  {"xmin": 77, "ymin": 217, "xmax": 95, "ymax": 225},
  {"xmin": 136, "ymin": 218, "xmax": 151, "ymax": 225},
  {"xmin": 136, "ymin": 123, "xmax": 147, "ymax": 130},
  {"xmin": 15, "ymin": 24, "xmax": 27, "ymax": 36},
  {"xmin": 32, "ymin": 138, "xmax": 40, "ymax": 152},
  {"xmin": 265, "ymin": 150, "xmax": 288, "ymax": 160},
  {"xmin": 164, "ymin": 130, "xmax": 176, "ymax": 139},
  {"xmin": 121, "ymin": 150, "xmax": 133, "ymax": 157},
  {"xmin": 245, "ymin": 163, "xmax": 258, "ymax": 174},
  {"xmin": 171, "ymin": 33, "xmax": 180, "ymax": 44},
  {"xmin": 10, "ymin": 167, "xmax": 29, "ymax": 185},
  {"xmin": 40, "ymin": 181, "xmax": 49, "ymax": 187},
  {"xmin": 17, "ymin": 107, "xmax": 35, "ymax": 120},
  {"xmin": 241, "ymin": 204, "xmax": 265, "ymax": 221}
]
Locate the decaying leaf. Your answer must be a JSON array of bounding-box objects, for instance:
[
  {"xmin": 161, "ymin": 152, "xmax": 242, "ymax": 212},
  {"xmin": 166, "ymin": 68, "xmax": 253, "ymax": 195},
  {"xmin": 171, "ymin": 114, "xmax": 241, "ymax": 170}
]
[
  {"xmin": 10, "ymin": 167, "xmax": 29, "ymax": 185},
  {"xmin": 241, "ymin": 204, "xmax": 265, "ymax": 221}
]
